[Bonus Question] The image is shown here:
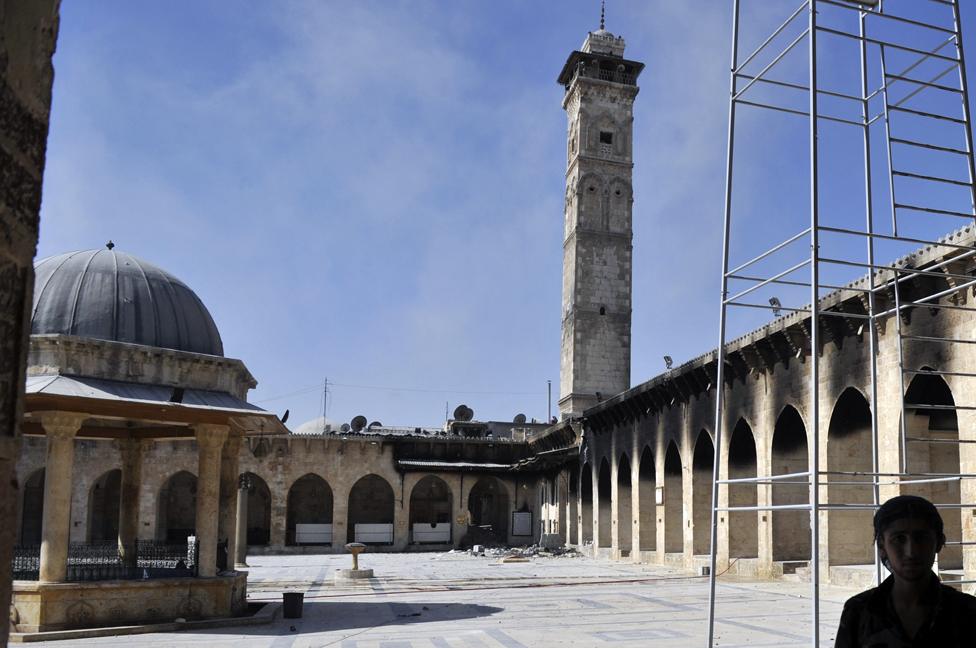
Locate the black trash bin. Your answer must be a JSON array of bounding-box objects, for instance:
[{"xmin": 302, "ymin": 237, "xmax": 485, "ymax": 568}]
[{"xmin": 283, "ymin": 592, "xmax": 304, "ymax": 619}]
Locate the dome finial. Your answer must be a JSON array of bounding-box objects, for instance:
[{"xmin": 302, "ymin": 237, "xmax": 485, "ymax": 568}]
[
  {"xmin": 600, "ymin": 0, "xmax": 605, "ymax": 30},
  {"xmin": 106, "ymin": 240, "xmax": 115, "ymax": 250}
]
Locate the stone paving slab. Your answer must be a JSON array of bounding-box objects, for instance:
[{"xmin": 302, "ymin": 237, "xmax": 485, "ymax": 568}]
[{"xmin": 29, "ymin": 553, "xmax": 862, "ymax": 647}]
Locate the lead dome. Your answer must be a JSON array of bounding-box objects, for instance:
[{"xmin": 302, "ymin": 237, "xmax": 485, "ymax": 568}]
[{"xmin": 31, "ymin": 247, "xmax": 224, "ymax": 356}]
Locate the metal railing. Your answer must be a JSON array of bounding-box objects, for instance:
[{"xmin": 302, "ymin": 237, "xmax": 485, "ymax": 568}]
[{"xmin": 10, "ymin": 539, "xmax": 224, "ymax": 582}]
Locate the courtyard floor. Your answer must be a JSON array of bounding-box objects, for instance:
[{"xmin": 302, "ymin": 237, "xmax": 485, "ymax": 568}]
[{"xmin": 32, "ymin": 552, "xmax": 861, "ymax": 647}]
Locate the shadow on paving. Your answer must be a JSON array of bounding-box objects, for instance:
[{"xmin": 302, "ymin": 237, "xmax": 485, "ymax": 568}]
[{"xmin": 207, "ymin": 600, "xmax": 503, "ymax": 635}]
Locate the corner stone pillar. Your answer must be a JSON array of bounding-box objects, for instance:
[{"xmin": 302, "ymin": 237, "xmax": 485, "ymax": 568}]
[
  {"xmin": 194, "ymin": 424, "xmax": 228, "ymax": 577},
  {"xmin": 38, "ymin": 413, "xmax": 84, "ymax": 582},
  {"xmin": 235, "ymin": 475, "xmax": 249, "ymax": 568},
  {"xmin": 218, "ymin": 435, "xmax": 241, "ymax": 571},
  {"xmin": 118, "ymin": 438, "xmax": 147, "ymax": 569}
]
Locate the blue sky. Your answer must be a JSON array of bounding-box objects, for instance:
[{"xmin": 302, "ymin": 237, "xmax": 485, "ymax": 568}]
[{"xmin": 38, "ymin": 1, "xmax": 976, "ymax": 429}]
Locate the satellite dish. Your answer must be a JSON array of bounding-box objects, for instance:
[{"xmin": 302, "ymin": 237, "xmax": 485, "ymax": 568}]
[
  {"xmin": 513, "ymin": 413, "xmax": 527, "ymax": 425},
  {"xmin": 281, "ymin": 409, "xmax": 290, "ymax": 424},
  {"xmin": 340, "ymin": 423, "xmax": 351, "ymax": 432},
  {"xmin": 368, "ymin": 421, "xmax": 382, "ymax": 429},
  {"xmin": 351, "ymin": 415, "xmax": 367, "ymax": 432},
  {"xmin": 452, "ymin": 404, "xmax": 474, "ymax": 422}
]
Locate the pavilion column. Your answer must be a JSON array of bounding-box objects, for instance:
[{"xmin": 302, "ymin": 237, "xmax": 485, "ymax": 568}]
[
  {"xmin": 38, "ymin": 412, "xmax": 85, "ymax": 582},
  {"xmin": 194, "ymin": 424, "xmax": 228, "ymax": 577},
  {"xmin": 218, "ymin": 434, "xmax": 241, "ymax": 572},
  {"xmin": 118, "ymin": 438, "xmax": 147, "ymax": 569},
  {"xmin": 234, "ymin": 475, "xmax": 250, "ymax": 568}
]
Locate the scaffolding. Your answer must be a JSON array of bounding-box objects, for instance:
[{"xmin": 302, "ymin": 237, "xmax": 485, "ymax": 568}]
[{"xmin": 706, "ymin": 0, "xmax": 976, "ymax": 645}]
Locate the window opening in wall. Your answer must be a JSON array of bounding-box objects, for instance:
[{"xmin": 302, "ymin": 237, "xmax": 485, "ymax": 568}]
[
  {"xmin": 599, "ymin": 306, "xmax": 606, "ymax": 315},
  {"xmin": 599, "ymin": 131, "xmax": 613, "ymax": 144}
]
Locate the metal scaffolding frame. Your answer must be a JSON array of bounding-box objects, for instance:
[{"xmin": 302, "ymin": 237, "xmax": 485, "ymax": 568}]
[{"xmin": 706, "ymin": 0, "xmax": 976, "ymax": 645}]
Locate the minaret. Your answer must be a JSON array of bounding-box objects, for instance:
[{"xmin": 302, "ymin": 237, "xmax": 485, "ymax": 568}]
[{"xmin": 557, "ymin": 11, "xmax": 644, "ymax": 418}]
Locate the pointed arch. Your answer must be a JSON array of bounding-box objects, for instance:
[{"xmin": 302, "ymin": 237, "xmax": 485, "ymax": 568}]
[
  {"xmin": 568, "ymin": 468, "xmax": 579, "ymax": 545},
  {"xmin": 638, "ymin": 445, "xmax": 656, "ymax": 551},
  {"xmin": 241, "ymin": 472, "xmax": 272, "ymax": 546},
  {"xmin": 728, "ymin": 420, "xmax": 758, "ymax": 559},
  {"xmin": 469, "ymin": 476, "xmax": 510, "ymax": 542},
  {"xmin": 692, "ymin": 430, "xmax": 714, "ymax": 555},
  {"xmin": 664, "ymin": 441, "xmax": 683, "ymax": 553},
  {"xmin": 597, "ymin": 458, "xmax": 612, "ymax": 547},
  {"xmin": 87, "ymin": 468, "xmax": 122, "ymax": 544},
  {"xmin": 903, "ymin": 370, "xmax": 961, "ymax": 569},
  {"xmin": 827, "ymin": 388, "xmax": 873, "ymax": 566},
  {"xmin": 771, "ymin": 405, "xmax": 810, "ymax": 562},
  {"xmin": 20, "ymin": 469, "xmax": 45, "ymax": 545},
  {"xmin": 348, "ymin": 474, "xmax": 394, "ymax": 544},
  {"xmin": 410, "ymin": 475, "xmax": 452, "ymax": 544},
  {"xmin": 287, "ymin": 473, "xmax": 333, "ymax": 545},
  {"xmin": 157, "ymin": 470, "xmax": 197, "ymax": 542},
  {"xmin": 580, "ymin": 464, "xmax": 593, "ymax": 543},
  {"xmin": 616, "ymin": 453, "xmax": 633, "ymax": 555}
]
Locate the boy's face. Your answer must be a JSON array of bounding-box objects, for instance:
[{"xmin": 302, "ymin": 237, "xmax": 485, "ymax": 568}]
[{"xmin": 879, "ymin": 517, "xmax": 940, "ymax": 582}]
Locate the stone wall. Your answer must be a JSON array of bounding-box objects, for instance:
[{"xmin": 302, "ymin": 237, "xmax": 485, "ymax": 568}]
[
  {"xmin": 0, "ymin": 3, "xmax": 61, "ymax": 645},
  {"xmin": 550, "ymin": 235, "xmax": 976, "ymax": 589},
  {"xmin": 14, "ymin": 434, "xmax": 543, "ymax": 556}
]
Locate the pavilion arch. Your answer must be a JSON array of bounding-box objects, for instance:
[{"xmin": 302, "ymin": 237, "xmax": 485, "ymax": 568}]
[
  {"xmin": 348, "ymin": 474, "xmax": 395, "ymax": 544},
  {"xmin": 287, "ymin": 473, "xmax": 333, "ymax": 546},
  {"xmin": 597, "ymin": 458, "xmax": 612, "ymax": 547},
  {"xmin": 903, "ymin": 370, "xmax": 962, "ymax": 569},
  {"xmin": 727, "ymin": 419, "xmax": 758, "ymax": 559},
  {"xmin": 771, "ymin": 405, "xmax": 810, "ymax": 562},
  {"xmin": 20, "ymin": 468, "xmax": 45, "ymax": 544},
  {"xmin": 409, "ymin": 475, "xmax": 452, "ymax": 544},
  {"xmin": 827, "ymin": 387, "xmax": 874, "ymax": 566},
  {"xmin": 568, "ymin": 469, "xmax": 579, "ymax": 544},
  {"xmin": 580, "ymin": 464, "xmax": 593, "ymax": 543},
  {"xmin": 241, "ymin": 472, "xmax": 272, "ymax": 546},
  {"xmin": 664, "ymin": 441, "xmax": 683, "ymax": 553},
  {"xmin": 87, "ymin": 468, "xmax": 122, "ymax": 544},
  {"xmin": 468, "ymin": 476, "xmax": 511, "ymax": 541},
  {"xmin": 157, "ymin": 470, "xmax": 197, "ymax": 542},
  {"xmin": 692, "ymin": 430, "xmax": 714, "ymax": 555},
  {"xmin": 616, "ymin": 453, "xmax": 633, "ymax": 554},
  {"xmin": 638, "ymin": 445, "xmax": 656, "ymax": 551}
]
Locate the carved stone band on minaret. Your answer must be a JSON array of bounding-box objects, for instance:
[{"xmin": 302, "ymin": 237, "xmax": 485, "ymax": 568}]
[{"xmin": 36, "ymin": 412, "xmax": 86, "ymax": 582}]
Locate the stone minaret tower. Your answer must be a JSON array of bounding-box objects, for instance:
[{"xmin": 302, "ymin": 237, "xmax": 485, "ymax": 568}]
[{"xmin": 557, "ymin": 15, "xmax": 644, "ymax": 418}]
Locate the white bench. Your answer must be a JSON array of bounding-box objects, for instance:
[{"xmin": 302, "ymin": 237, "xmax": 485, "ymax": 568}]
[
  {"xmin": 295, "ymin": 523, "xmax": 332, "ymax": 544},
  {"xmin": 412, "ymin": 523, "xmax": 451, "ymax": 543},
  {"xmin": 354, "ymin": 523, "xmax": 393, "ymax": 544}
]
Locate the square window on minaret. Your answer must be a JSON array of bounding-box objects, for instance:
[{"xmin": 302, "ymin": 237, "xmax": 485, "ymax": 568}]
[{"xmin": 599, "ymin": 131, "xmax": 613, "ymax": 144}]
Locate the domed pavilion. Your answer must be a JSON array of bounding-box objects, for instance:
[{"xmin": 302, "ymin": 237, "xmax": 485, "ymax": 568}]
[{"xmin": 12, "ymin": 244, "xmax": 285, "ymax": 634}]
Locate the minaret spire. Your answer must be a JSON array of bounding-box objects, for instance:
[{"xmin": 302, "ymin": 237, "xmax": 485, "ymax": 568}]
[{"xmin": 599, "ymin": 0, "xmax": 605, "ymax": 30}]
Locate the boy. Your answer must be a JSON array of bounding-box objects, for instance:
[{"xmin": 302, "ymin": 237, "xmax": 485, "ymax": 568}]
[{"xmin": 834, "ymin": 495, "xmax": 976, "ymax": 646}]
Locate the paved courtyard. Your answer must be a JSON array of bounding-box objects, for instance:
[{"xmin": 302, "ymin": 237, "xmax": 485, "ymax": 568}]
[{"xmin": 34, "ymin": 552, "xmax": 861, "ymax": 647}]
